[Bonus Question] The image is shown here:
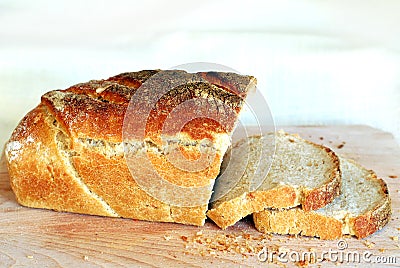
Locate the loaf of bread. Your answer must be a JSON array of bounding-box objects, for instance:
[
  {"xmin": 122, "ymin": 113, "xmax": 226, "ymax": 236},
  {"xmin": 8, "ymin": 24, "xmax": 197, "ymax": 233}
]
[
  {"xmin": 253, "ymin": 157, "xmax": 391, "ymax": 239},
  {"xmin": 5, "ymin": 69, "xmax": 256, "ymax": 226},
  {"xmin": 207, "ymin": 131, "xmax": 341, "ymax": 229}
]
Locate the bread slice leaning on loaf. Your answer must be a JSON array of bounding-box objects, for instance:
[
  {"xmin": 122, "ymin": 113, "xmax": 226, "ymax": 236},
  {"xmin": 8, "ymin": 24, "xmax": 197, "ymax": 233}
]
[
  {"xmin": 5, "ymin": 69, "xmax": 256, "ymax": 226},
  {"xmin": 207, "ymin": 131, "xmax": 341, "ymax": 229},
  {"xmin": 253, "ymin": 157, "xmax": 391, "ymax": 239}
]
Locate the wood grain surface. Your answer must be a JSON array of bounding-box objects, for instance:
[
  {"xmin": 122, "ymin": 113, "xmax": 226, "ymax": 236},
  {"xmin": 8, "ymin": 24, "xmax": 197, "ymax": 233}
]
[{"xmin": 0, "ymin": 125, "xmax": 399, "ymax": 267}]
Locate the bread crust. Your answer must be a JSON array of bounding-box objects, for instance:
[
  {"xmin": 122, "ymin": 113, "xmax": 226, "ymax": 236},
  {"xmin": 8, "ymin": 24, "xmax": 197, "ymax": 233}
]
[
  {"xmin": 41, "ymin": 70, "xmax": 255, "ymax": 143},
  {"xmin": 6, "ymin": 105, "xmax": 116, "ymax": 217},
  {"xmin": 253, "ymin": 160, "xmax": 391, "ymax": 239},
  {"xmin": 253, "ymin": 208, "xmax": 344, "ymax": 240},
  {"xmin": 5, "ymin": 70, "xmax": 255, "ymax": 226},
  {"xmin": 207, "ymin": 186, "xmax": 298, "ymax": 229},
  {"xmin": 352, "ymin": 175, "xmax": 391, "ymax": 239},
  {"xmin": 207, "ymin": 132, "xmax": 341, "ymax": 229},
  {"xmin": 301, "ymin": 144, "xmax": 341, "ymax": 211}
]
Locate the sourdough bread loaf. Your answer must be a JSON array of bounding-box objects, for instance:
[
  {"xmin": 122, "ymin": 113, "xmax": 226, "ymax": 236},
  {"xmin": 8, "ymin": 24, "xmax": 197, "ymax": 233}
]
[
  {"xmin": 253, "ymin": 157, "xmax": 391, "ymax": 239},
  {"xmin": 5, "ymin": 70, "xmax": 256, "ymax": 226},
  {"xmin": 207, "ymin": 131, "xmax": 341, "ymax": 229}
]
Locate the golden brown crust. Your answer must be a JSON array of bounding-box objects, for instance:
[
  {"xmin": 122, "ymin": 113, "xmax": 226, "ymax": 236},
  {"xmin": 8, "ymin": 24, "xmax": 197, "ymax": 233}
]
[
  {"xmin": 254, "ymin": 163, "xmax": 392, "ymax": 240},
  {"xmin": 253, "ymin": 209, "xmax": 343, "ymax": 240},
  {"xmin": 41, "ymin": 70, "xmax": 254, "ymax": 144},
  {"xmin": 197, "ymin": 71, "xmax": 256, "ymax": 98},
  {"xmin": 207, "ymin": 186, "xmax": 298, "ymax": 229},
  {"xmin": 71, "ymin": 146, "xmax": 173, "ymax": 221},
  {"xmin": 146, "ymin": 151, "xmax": 223, "ymax": 188},
  {"xmin": 107, "ymin": 70, "xmax": 161, "ymax": 90},
  {"xmin": 302, "ymin": 144, "xmax": 342, "ymax": 211},
  {"xmin": 70, "ymin": 138, "xmax": 223, "ymax": 224},
  {"xmin": 42, "ymin": 90, "xmax": 127, "ymax": 143},
  {"xmin": 6, "ymin": 69, "xmax": 255, "ymax": 226},
  {"xmin": 207, "ymin": 132, "xmax": 342, "ymax": 229},
  {"xmin": 6, "ymin": 105, "xmax": 115, "ymax": 217},
  {"xmin": 352, "ymin": 175, "xmax": 391, "ymax": 239},
  {"xmin": 171, "ymin": 205, "xmax": 208, "ymax": 226}
]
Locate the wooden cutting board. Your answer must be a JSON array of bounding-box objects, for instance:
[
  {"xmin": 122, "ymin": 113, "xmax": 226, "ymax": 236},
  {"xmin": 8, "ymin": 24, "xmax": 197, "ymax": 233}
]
[{"xmin": 1, "ymin": 125, "xmax": 399, "ymax": 267}]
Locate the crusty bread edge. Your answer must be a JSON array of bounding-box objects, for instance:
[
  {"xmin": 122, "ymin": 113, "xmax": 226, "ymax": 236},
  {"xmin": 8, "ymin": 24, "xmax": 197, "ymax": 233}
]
[
  {"xmin": 253, "ymin": 208, "xmax": 344, "ymax": 240},
  {"xmin": 351, "ymin": 173, "xmax": 391, "ymax": 239},
  {"xmin": 207, "ymin": 185, "xmax": 299, "ymax": 229},
  {"xmin": 207, "ymin": 133, "xmax": 342, "ymax": 229},
  {"xmin": 5, "ymin": 104, "xmax": 119, "ymax": 218},
  {"xmin": 301, "ymin": 140, "xmax": 342, "ymax": 211},
  {"xmin": 253, "ymin": 159, "xmax": 392, "ymax": 240}
]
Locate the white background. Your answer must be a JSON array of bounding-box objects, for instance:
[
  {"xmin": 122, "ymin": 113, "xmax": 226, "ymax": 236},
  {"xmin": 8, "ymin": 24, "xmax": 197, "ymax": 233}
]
[{"xmin": 1, "ymin": 0, "xmax": 399, "ymax": 146}]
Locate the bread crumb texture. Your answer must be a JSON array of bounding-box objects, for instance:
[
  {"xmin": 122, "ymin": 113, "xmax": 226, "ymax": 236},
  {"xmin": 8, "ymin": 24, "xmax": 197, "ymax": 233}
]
[{"xmin": 254, "ymin": 157, "xmax": 391, "ymax": 239}]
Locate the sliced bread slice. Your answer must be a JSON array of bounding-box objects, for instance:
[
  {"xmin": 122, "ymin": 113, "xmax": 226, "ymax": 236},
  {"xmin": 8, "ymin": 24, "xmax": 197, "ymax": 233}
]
[
  {"xmin": 207, "ymin": 131, "xmax": 341, "ymax": 229},
  {"xmin": 253, "ymin": 157, "xmax": 391, "ymax": 239}
]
